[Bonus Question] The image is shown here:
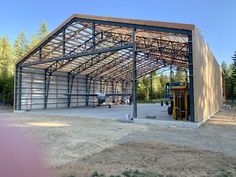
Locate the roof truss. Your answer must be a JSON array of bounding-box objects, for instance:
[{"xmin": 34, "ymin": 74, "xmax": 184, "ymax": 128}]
[{"xmin": 17, "ymin": 14, "xmax": 192, "ymax": 81}]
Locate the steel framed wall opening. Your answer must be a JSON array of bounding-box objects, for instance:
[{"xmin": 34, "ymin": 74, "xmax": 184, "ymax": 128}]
[{"xmin": 14, "ymin": 14, "xmax": 195, "ymax": 122}]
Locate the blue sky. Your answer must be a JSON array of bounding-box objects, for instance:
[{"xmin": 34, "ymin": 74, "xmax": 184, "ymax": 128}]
[{"xmin": 0, "ymin": 0, "xmax": 235, "ymax": 65}]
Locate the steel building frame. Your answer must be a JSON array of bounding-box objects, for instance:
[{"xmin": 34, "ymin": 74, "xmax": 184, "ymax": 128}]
[{"xmin": 15, "ymin": 14, "xmax": 194, "ymax": 121}]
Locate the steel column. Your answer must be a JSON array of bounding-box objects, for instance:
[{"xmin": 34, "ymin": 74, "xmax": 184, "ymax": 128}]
[
  {"xmin": 188, "ymin": 34, "xmax": 195, "ymax": 122},
  {"xmin": 111, "ymin": 80, "xmax": 115, "ymax": 103},
  {"xmin": 67, "ymin": 73, "xmax": 75, "ymax": 107},
  {"xmin": 105, "ymin": 80, "xmax": 108, "ymax": 93},
  {"xmin": 100, "ymin": 79, "xmax": 103, "ymax": 92},
  {"xmin": 115, "ymin": 81, "xmax": 118, "ymax": 101},
  {"xmin": 14, "ymin": 68, "xmax": 18, "ymax": 110},
  {"xmin": 17, "ymin": 66, "xmax": 22, "ymax": 110},
  {"xmin": 121, "ymin": 80, "xmax": 125, "ymax": 103},
  {"xmin": 85, "ymin": 76, "xmax": 88, "ymax": 106},
  {"xmin": 93, "ymin": 80, "xmax": 95, "ymax": 107},
  {"xmin": 85, "ymin": 76, "xmax": 92, "ymax": 106},
  {"xmin": 150, "ymin": 72, "xmax": 153, "ymax": 101},
  {"xmin": 132, "ymin": 28, "xmax": 137, "ymax": 118},
  {"xmin": 103, "ymin": 80, "xmax": 106, "ymax": 93},
  {"xmin": 87, "ymin": 78, "xmax": 92, "ymax": 107},
  {"xmin": 44, "ymin": 70, "xmax": 51, "ymax": 109}
]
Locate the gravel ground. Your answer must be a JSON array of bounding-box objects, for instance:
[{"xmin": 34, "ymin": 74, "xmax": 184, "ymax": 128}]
[
  {"xmin": 118, "ymin": 110, "xmax": 236, "ymax": 158},
  {"xmin": 0, "ymin": 107, "xmax": 236, "ymax": 177},
  {"xmin": 0, "ymin": 112, "xmax": 148, "ymax": 167},
  {"xmin": 53, "ymin": 142, "xmax": 236, "ymax": 177}
]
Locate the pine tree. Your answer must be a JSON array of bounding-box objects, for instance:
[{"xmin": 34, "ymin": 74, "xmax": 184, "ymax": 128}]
[
  {"xmin": 27, "ymin": 34, "xmax": 40, "ymax": 51},
  {"xmin": 13, "ymin": 31, "xmax": 29, "ymax": 60},
  {"xmin": 0, "ymin": 36, "xmax": 14, "ymax": 74},
  {"xmin": 221, "ymin": 61, "xmax": 228, "ymax": 74},
  {"xmin": 221, "ymin": 61, "xmax": 229, "ymax": 98},
  {"xmin": 0, "ymin": 36, "xmax": 14, "ymax": 105},
  {"xmin": 230, "ymin": 51, "xmax": 236, "ymax": 100},
  {"xmin": 232, "ymin": 51, "xmax": 236, "ymax": 79},
  {"xmin": 0, "ymin": 21, "xmax": 49, "ymax": 105},
  {"xmin": 37, "ymin": 21, "xmax": 48, "ymax": 41}
]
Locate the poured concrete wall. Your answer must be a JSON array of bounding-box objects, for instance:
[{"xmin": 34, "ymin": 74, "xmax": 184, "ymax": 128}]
[{"xmin": 192, "ymin": 28, "xmax": 223, "ymax": 123}]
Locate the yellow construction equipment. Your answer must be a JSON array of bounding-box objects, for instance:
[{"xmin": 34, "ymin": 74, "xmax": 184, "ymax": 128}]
[{"xmin": 166, "ymin": 82, "xmax": 189, "ymax": 120}]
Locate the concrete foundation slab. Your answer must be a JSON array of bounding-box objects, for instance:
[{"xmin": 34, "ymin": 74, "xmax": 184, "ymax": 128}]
[{"xmin": 18, "ymin": 103, "xmax": 200, "ymax": 128}]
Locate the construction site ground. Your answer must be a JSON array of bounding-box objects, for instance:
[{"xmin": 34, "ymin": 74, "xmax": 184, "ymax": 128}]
[{"xmin": 0, "ymin": 106, "xmax": 236, "ymax": 177}]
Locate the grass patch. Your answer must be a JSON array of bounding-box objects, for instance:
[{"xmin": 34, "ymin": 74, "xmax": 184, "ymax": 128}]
[
  {"xmin": 122, "ymin": 170, "xmax": 163, "ymax": 177},
  {"xmin": 87, "ymin": 170, "xmax": 172, "ymax": 177},
  {"xmin": 217, "ymin": 169, "xmax": 233, "ymax": 177},
  {"xmin": 91, "ymin": 171, "xmax": 106, "ymax": 177}
]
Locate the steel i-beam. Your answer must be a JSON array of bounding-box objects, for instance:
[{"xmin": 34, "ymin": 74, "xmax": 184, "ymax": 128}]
[
  {"xmin": 188, "ymin": 34, "xmax": 195, "ymax": 122},
  {"xmin": 132, "ymin": 28, "xmax": 137, "ymax": 118},
  {"xmin": 44, "ymin": 70, "xmax": 52, "ymax": 109},
  {"xmin": 16, "ymin": 66, "xmax": 22, "ymax": 110}
]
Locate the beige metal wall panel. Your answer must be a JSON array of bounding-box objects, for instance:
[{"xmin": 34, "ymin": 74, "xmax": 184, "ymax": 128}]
[{"xmin": 192, "ymin": 28, "xmax": 223, "ymax": 122}]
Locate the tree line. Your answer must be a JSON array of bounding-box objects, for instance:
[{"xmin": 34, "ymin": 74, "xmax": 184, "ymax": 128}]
[
  {"xmin": 0, "ymin": 22, "xmax": 48, "ymax": 105},
  {"xmin": 139, "ymin": 53, "xmax": 236, "ymax": 102},
  {"xmin": 222, "ymin": 51, "xmax": 236, "ymax": 100},
  {"xmin": 0, "ymin": 21, "xmax": 235, "ymax": 105},
  {"xmin": 137, "ymin": 67, "xmax": 187, "ymax": 102}
]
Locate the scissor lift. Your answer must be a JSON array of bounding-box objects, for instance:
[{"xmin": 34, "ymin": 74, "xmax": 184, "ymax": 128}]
[{"xmin": 166, "ymin": 82, "xmax": 189, "ymax": 120}]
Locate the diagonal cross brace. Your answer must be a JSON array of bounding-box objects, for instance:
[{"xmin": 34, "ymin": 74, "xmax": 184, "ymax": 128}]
[{"xmin": 87, "ymin": 51, "xmax": 132, "ymax": 79}]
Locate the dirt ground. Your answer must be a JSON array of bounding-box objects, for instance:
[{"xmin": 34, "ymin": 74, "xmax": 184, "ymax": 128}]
[
  {"xmin": 53, "ymin": 143, "xmax": 236, "ymax": 177},
  {"xmin": 0, "ymin": 107, "xmax": 236, "ymax": 177}
]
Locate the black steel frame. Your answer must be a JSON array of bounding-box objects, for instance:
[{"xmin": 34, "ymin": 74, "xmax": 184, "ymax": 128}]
[{"xmin": 15, "ymin": 15, "xmax": 194, "ymax": 122}]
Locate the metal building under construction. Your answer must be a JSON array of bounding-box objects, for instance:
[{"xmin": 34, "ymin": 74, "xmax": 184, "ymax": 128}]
[{"xmin": 14, "ymin": 14, "xmax": 223, "ymax": 123}]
